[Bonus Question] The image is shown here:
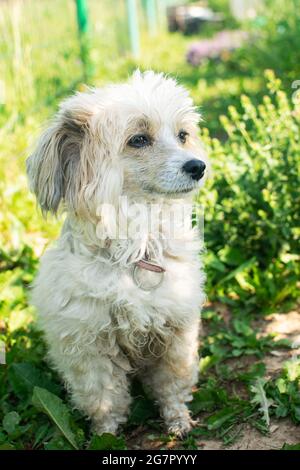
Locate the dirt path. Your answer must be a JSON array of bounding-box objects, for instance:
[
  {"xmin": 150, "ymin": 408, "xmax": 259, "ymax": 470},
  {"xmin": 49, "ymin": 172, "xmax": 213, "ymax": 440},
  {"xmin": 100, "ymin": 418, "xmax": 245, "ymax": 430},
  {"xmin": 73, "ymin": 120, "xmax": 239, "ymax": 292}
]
[{"xmin": 127, "ymin": 418, "xmax": 300, "ymax": 450}]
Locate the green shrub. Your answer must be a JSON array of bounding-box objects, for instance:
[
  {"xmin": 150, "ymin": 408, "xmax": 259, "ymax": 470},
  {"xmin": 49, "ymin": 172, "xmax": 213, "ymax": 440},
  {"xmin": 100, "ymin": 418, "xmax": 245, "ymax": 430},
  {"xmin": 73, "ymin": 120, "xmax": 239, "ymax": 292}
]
[
  {"xmin": 242, "ymin": 0, "xmax": 300, "ymax": 84},
  {"xmin": 201, "ymin": 70, "xmax": 300, "ymax": 312}
]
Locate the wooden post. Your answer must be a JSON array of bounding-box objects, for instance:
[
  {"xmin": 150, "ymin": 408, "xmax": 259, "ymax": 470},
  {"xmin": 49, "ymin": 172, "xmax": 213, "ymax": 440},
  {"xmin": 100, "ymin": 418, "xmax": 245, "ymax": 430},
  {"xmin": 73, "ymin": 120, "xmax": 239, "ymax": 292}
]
[
  {"xmin": 126, "ymin": 0, "xmax": 140, "ymax": 58},
  {"xmin": 75, "ymin": 0, "xmax": 91, "ymax": 81}
]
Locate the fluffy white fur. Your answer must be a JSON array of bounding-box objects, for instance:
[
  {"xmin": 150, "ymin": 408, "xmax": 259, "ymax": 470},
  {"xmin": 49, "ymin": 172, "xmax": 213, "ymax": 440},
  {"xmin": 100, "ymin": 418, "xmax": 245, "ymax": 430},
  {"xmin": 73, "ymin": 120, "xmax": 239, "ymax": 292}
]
[{"xmin": 27, "ymin": 71, "xmax": 207, "ymax": 437}]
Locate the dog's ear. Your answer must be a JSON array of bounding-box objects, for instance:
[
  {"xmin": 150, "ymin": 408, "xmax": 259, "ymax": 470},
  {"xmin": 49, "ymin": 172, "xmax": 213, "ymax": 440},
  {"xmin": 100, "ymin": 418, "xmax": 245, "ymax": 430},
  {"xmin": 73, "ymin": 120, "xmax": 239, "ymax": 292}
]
[
  {"xmin": 26, "ymin": 96, "xmax": 91, "ymax": 215},
  {"xmin": 27, "ymin": 91, "xmax": 124, "ymax": 219}
]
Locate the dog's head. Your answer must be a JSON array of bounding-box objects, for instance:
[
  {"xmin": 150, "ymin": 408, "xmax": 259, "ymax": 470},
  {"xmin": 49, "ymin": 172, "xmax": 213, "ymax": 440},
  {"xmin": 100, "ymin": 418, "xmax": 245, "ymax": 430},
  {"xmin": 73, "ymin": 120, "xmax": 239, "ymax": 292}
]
[{"xmin": 27, "ymin": 71, "xmax": 207, "ymax": 220}]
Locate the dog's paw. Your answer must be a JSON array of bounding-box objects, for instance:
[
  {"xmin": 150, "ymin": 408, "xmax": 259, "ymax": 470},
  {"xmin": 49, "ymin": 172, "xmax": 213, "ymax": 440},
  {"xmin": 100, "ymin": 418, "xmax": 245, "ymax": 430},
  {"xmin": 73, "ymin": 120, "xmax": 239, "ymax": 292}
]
[
  {"xmin": 91, "ymin": 420, "xmax": 119, "ymax": 437},
  {"xmin": 167, "ymin": 416, "xmax": 194, "ymax": 439}
]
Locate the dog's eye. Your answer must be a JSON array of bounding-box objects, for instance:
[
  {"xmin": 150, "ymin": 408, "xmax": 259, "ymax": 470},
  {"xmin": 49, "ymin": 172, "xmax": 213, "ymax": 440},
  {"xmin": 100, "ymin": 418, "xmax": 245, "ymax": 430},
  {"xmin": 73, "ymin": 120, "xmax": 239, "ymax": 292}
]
[
  {"xmin": 178, "ymin": 130, "xmax": 189, "ymax": 144},
  {"xmin": 128, "ymin": 134, "xmax": 151, "ymax": 148}
]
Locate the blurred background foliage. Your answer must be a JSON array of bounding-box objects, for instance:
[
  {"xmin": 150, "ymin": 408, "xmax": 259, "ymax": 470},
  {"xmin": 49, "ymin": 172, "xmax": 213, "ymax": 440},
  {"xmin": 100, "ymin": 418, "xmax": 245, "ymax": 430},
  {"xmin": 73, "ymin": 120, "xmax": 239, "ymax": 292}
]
[{"xmin": 0, "ymin": 0, "xmax": 299, "ymax": 450}]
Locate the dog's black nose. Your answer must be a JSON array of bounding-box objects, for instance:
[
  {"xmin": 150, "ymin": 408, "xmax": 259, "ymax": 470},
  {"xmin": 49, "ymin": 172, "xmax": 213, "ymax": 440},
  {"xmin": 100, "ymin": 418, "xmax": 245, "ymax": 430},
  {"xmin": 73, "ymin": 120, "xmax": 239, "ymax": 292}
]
[{"xmin": 182, "ymin": 159, "xmax": 206, "ymax": 181}]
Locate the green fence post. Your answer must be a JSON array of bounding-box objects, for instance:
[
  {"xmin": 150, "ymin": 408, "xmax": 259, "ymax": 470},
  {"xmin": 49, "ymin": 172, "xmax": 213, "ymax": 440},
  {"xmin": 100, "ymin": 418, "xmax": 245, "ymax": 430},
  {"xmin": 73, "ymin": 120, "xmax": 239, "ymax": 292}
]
[
  {"xmin": 75, "ymin": 0, "xmax": 91, "ymax": 81},
  {"xmin": 76, "ymin": 0, "xmax": 89, "ymax": 33},
  {"xmin": 145, "ymin": 0, "xmax": 157, "ymax": 36},
  {"xmin": 126, "ymin": 0, "xmax": 140, "ymax": 58}
]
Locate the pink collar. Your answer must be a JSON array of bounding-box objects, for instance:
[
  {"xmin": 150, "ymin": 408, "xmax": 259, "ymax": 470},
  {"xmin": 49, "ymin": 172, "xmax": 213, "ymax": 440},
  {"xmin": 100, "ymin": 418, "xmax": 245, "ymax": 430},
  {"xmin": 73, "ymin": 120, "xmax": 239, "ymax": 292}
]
[{"xmin": 135, "ymin": 258, "xmax": 165, "ymax": 273}]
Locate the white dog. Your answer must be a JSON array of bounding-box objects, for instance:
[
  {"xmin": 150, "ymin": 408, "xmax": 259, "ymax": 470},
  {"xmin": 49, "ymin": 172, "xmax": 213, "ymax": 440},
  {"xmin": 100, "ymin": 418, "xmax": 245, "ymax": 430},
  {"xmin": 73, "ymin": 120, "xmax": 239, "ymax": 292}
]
[{"xmin": 27, "ymin": 71, "xmax": 207, "ymax": 437}]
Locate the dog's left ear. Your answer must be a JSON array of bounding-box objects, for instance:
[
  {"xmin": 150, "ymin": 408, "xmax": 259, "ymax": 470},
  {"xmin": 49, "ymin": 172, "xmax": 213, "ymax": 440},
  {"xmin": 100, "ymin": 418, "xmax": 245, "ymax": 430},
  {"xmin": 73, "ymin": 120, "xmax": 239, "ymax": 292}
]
[
  {"xmin": 26, "ymin": 94, "xmax": 94, "ymax": 216},
  {"xmin": 27, "ymin": 90, "xmax": 124, "ymax": 220}
]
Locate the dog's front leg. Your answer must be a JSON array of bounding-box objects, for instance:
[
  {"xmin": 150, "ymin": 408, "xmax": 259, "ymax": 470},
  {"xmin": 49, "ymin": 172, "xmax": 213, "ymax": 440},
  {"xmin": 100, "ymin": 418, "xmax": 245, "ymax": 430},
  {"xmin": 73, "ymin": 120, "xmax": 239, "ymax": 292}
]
[
  {"xmin": 143, "ymin": 323, "xmax": 199, "ymax": 437},
  {"xmin": 48, "ymin": 340, "xmax": 132, "ymax": 435}
]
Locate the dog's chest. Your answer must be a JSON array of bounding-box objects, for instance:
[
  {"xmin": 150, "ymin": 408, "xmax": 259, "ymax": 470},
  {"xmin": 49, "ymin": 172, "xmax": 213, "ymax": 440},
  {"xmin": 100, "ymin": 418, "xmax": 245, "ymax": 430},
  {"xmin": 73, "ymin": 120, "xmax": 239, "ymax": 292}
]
[
  {"xmin": 110, "ymin": 253, "xmax": 203, "ymax": 365},
  {"xmin": 112, "ymin": 304, "xmax": 175, "ymax": 364}
]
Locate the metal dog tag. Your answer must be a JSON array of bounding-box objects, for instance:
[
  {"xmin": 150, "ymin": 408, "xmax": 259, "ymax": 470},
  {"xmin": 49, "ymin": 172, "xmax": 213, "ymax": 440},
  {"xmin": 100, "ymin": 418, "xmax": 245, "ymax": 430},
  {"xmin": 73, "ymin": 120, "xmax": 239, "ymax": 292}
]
[{"xmin": 132, "ymin": 262, "xmax": 165, "ymax": 291}]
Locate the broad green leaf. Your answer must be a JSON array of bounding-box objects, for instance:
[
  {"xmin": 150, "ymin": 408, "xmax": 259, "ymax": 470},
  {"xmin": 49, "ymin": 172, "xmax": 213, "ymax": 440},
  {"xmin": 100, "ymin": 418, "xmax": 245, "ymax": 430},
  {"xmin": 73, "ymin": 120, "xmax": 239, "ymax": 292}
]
[
  {"xmin": 237, "ymin": 363, "xmax": 266, "ymax": 382},
  {"xmin": 217, "ymin": 257, "xmax": 256, "ymax": 285},
  {"xmin": 232, "ymin": 349, "xmax": 243, "ymax": 357},
  {"xmin": 284, "ymin": 359, "xmax": 300, "ymax": 382},
  {"xmin": 0, "ymin": 443, "xmax": 15, "ymax": 450},
  {"xmin": 128, "ymin": 396, "xmax": 157, "ymax": 426},
  {"xmin": 276, "ymin": 378, "xmax": 287, "ymax": 394},
  {"xmin": 206, "ymin": 407, "xmax": 240, "ymax": 430},
  {"xmin": 44, "ymin": 434, "xmax": 74, "ymax": 450},
  {"xmin": 2, "ymin": 411, "xmax": 20, "ymax": 435},
  {"xmin": 0, "ymin": 431, "xmax": 7, "ymax": 444},
  {"xmin": 88, "ymin": 433, "xmax": 126, "ymax": 450},
  {"xmin": 32, "ymin": 423, "xmax": 52, "ymax": 449},
  {"xmin": 32, "ymin": 386, "xmax": 78, "ymax": 449},
  {"xmin": 9, "ymin": 362, "xmax": 61, "ymax": 398},
  {"xmin": 199, "ymin": 355, "xmax": 216, "ymax": 373},
  {"xmin": 219, "ymin": 247, "xmax": 246, "ymax": 267},
  {"xmin": 282, "ymin": 443, "xmax": 300, "ymax": 450},
  {"xmin": 275, "ymin": 403, "xmax": 289, "ymax": 418},
  {"xmin": 233, "ymin": 319, "xmax": 253, "ymax": 336},
  {"xmin": 190, "ymin": 389, "xmax": 216, "ymax": 414},
  {"xmin": 207, "ymin": 253, "xmax": 227, "ymax": 273},
  {"xmin": 293, "ymin": 406, "xmax": 300, "ymax": 423}
]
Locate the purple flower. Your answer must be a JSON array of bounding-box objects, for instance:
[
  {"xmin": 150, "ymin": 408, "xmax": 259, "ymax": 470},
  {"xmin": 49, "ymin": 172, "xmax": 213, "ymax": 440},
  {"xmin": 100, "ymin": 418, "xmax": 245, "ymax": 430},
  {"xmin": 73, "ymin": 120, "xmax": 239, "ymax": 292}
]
[{"xmin": 187, "ymin": 30, "xmax": 249, "ymax": 66}]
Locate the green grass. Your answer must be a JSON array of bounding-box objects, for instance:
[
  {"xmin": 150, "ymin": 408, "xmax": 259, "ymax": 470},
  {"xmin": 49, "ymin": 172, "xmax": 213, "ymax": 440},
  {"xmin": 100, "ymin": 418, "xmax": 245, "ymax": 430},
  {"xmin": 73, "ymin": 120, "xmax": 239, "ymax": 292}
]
[{"xmin": 0, "ymin": 0, "xmax": 299, "ymax": 450}]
